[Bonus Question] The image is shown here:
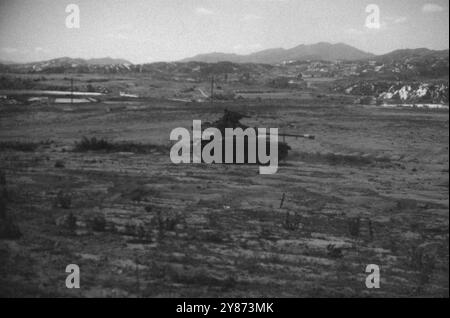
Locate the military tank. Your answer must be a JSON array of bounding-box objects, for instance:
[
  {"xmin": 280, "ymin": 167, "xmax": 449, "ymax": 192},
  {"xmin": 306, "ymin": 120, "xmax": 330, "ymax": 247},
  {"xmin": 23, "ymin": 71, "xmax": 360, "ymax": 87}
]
[{"xmin": 200, "ymin": 109, "xmax": 312, "ymax": 163}]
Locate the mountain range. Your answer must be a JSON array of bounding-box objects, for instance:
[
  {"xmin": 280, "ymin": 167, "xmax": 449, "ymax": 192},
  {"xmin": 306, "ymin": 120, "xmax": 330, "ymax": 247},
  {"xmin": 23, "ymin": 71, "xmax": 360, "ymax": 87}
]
[
  {"xmin": 181, "ymin": 42, "xmax": 375, "ymax": 63},
  {"xmin": 0, "ymin": 43, "xmax": 448, "ymax": 70},
  {"xmin": 52, "ymin": 57, "xmax": 131, "ymax": 65},
  {"xmin": 4, "ymin": 57, "xmax": 132, "ymax": 67}
]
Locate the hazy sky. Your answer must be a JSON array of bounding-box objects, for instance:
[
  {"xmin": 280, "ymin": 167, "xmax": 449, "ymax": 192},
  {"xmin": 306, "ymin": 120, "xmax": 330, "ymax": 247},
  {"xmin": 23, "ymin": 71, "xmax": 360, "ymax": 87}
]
[{"xmin": 0, "ymin": 0, "xmax": 448, "ymax": 63}]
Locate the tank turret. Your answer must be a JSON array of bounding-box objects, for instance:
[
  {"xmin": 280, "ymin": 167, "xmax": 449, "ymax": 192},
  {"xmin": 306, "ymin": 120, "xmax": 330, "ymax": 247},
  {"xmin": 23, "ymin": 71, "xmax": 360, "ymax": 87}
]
[{"xmin": 202, "ymin": 109, "xmax": 292, "ymax": 162}]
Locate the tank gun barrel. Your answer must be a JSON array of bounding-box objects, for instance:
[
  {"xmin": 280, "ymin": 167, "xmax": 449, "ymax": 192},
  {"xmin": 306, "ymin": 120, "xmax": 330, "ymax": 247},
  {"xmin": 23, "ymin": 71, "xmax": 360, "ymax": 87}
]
[
  {"xmin": 259, "ymin": 131, "xmax": 315, "ymax": 140},
  {"xmin": 279, "ymin": 133, "xmax": 315, "ymax": 140}
]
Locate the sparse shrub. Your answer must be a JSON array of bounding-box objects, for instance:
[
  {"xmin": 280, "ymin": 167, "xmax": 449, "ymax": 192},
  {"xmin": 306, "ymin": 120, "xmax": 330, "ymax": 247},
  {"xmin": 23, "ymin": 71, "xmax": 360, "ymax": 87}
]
[
  {"xmin": 282, "ymin": 212, "xmax": 299, "ymax": 231},
  {"xmin": 74, "ymin": 136, "xmax": 113, "ymax": 152},
  {"xmin": 206, "ymin": 213, "xmax": 219, "ymax": 228},
  {"xmin": 122, "ymin": 186, "xmax": 160, "ymax": 202},
  {"xmin": 0, "ymin": 141, "xmax": 38, "ymax": 152},
  {"xmin": 54, "ymin": 190, "xmax": 71, "ymax": 209},
  {"xmin": 409, "ymin": 243, "xmax": 437, "ymax": 287},
  {"xmin": 212, "ymin": 92, "xmax": 235, "ymax": 100},
  {"xmin": 90, "ymin": 215, "xmax": 106, "ymax": 232},
  {"xmin": 86, "ymin": 84, "xmax": 96, "ymax": 92},
  {"xmin": 0, "ymin": 171, "xmax": 5, "ymax": 186},
  {"xmin": 124, "ymin": 223, "xmax": 136, "ymax": 236},
  {"xmin": 123, "ymin": 222, "xmax": 152, "ymax": 242},
  {"xmin": 54, "ymin": 160, "xmax": 65, "ymax": 168},
  {"xmin": 202, "ymin": 231, "xmax": 224, "ymax": 243},
  {"xmin": 325, "ymin": 153, "xmax": 373, "ymax": 165},
  {"xmin": 0, "ymin": 218, "xmax": 22, "ymax": 239},
  {"xmin": 164, "ymin": 216, "xmax": 179, "ymax": 231},
  {"xmin": 368, "ymin": 219, "xmax": 374, "ymax": 241},
  {"xmin": 155, "ymin": 210, "xmax": 183, "ymax": 239},
  {"xmin": 327, "ymin": 244, "xmax": 343, "ymax": 258},
  {"xmin": 418, "ymin": 254, "xmax": 436, "ymax": 286},
  {"xmin": 73, "ymin": 137, "xmax": 168, "ymax": 154},
  {"xmin": 135, "ymin": 224, "xmax": 147, "ymax": 238},
  {"xmin": 128, "ymin": 187, "xmax": 147, "ymax": 202},
  {"xmin": 40, "ymin": 139, "xmax": 54, "ymax": 146},
  {"xmin": 0, "ymin": 76, "xmax": 35, "ymax": 90},
  {"xmin": 56, "ymin": 212, "xmax": 77, "ymax": 231},
  {"xmin": 0, "ymin": 170, "xmax": 6, "ymax": 220},
  {"xmin": 180, "ymin": 86, "xmax": 195, "ymax": 93},
  {"xmin": 295, "ymin": 152, "xmax": 377, "ymax": 166},
  {"xmin": 348, "ymin": 217, "xmax": 361, "ymax": 238},
  {"xmin": 0, "ymin": 174, "xmax": 21, "ymax": 239},
  {"xmin": 222, "ymin": 275, "xmax": 237, "ymax": 290},
  {"xmin": 259, "ymin": 227, "xmax": 275, "ymax": 240},
  {"xmin": 66, "ymin": 213, "xmax": 77, "ymax": 231},
  {"xmin": 167, "ymin": 269, "xmax": 236, "ymax": 290}
]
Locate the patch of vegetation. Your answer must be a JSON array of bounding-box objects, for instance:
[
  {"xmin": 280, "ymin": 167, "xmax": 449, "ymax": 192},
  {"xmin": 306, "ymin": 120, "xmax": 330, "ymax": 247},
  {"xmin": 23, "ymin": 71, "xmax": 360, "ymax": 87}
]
[
  {"xmin": 168, "ymin": 268, "xmax": 237, "ymax": 290},
  {"xmin": 124, "ymin": 222, "xmax": 152, "ymax": 243},
  {"xmin": 409, "ymin": 243, "xmax": 438, "ymax": 289},
  {"xmin": 282, "ymin": 211, "xmax": 300, "ymax": 231},
  {"xmin": 56, "ymin": 212, "xmax": 77, "ymax": 231},
  {"xmin": 0, "ymin": 76, "xmax": 36, "ymax": 90},
  {"xmin": 89, "ymin": 215, "xmax": 107, "ymax": 232},
  {"xmin": 0, "ymin": 217, "xmax": 22, "ymax": 239},
  {"xmin": 122, "ymin": 186, "xmax": 160, "ymax": 202},
  {"xmin": 200, "ymin": 231, "xmax": 226, "ymax": 243},
  {"xmin": 73, "ymin": 136, "xmax": 167, "ymax": 154},
  {"xmin": 73, "ymin": 137, "xmax": 112, "ymax": 151},
  {"xmin": 0, "ymin": 171, "xmax": 21, "ymax": 239},
  {"xmin": 155, "ymin": 210, "xmax": 184, "ymax": 239},
  {"xmin": 0, "ymin": 170, "xmax": 6, "ymax": 220},
  {"xmin": 294, "ymin": 151, "xmax": 391, "ymax": 166},
  {"xmin": 54, "ymin": 160, "xmax": 65, "ymax": 168},
  {"xmin": 347, "ymin": 217, "xmax": 361, "ymax": 238},
  {"xmin": 327, "ymin": 244, "xmax": 343, "ymax": 258},
  {"xmin": 0, "ymin": 141, "xmax": 39, "ymax": 152},
  {"xmin": 54, "ymin": 190, "xmax": 72, "ymax": 209}
]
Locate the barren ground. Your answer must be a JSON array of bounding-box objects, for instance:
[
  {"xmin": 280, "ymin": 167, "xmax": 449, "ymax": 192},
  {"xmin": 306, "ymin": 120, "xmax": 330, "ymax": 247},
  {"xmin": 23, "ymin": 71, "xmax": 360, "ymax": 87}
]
[{"xmin": 0, "ymin": 95, "xmax": 448, "ymax": 297}]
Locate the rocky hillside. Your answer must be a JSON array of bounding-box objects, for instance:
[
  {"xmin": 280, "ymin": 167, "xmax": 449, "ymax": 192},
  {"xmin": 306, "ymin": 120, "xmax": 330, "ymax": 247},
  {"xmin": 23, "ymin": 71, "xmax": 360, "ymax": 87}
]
[{"xmin": 338, "ymin": 81, "xmax": 449, "ymax": 104}]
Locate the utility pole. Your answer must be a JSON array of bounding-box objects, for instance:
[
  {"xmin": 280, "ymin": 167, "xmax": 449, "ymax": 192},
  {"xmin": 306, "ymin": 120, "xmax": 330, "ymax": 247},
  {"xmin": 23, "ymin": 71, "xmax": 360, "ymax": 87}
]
[
  {"xmin": 70, "ymin": 77, "xmax": 74, "ymax": 105},
  {"xmin": 210, "ymin": 76, "xmax": 214, "ymax": 106}
]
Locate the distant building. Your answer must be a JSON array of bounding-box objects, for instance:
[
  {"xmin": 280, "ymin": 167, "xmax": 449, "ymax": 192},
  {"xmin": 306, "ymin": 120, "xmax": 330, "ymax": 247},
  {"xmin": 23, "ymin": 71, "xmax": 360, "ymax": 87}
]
[{"xmin": 269, "ymin": 76, "xmax": 306, "ymax": 89}]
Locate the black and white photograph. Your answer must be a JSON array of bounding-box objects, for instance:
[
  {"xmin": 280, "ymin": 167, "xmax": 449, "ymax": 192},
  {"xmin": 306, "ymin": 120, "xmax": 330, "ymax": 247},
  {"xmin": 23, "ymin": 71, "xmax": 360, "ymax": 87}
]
[{"xmin": 0, "ymin": 0, "xmax": 448, "ymax": 300}]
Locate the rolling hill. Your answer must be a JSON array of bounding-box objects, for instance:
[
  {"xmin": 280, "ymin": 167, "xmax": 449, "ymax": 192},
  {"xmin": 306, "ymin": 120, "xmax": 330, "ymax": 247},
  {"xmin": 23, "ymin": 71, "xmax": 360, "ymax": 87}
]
[
  {"xmin": 181, "ymin": 42, "xmax": 375, "ymax": 64},
  {"xmin": 0, "ymin": 44, "xmax": 447, "ymax": 79},
  {"xmin": 373, "ymin": 48, "xmax": 449, "ymax": 63}
]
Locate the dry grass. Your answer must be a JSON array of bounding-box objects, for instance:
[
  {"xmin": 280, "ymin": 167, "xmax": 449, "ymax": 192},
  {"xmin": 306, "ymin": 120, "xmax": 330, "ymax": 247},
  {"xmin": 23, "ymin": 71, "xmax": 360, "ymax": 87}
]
[{"xmin": 73, "ymin": 136, "xmax": 168, "ymax": 154}]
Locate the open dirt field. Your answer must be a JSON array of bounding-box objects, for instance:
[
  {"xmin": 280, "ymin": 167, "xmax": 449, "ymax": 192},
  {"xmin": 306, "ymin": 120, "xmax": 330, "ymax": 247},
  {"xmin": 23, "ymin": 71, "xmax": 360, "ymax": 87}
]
[{"xmin": 0, "ymin": 97, "xmax": 448, "ymax": 297}]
